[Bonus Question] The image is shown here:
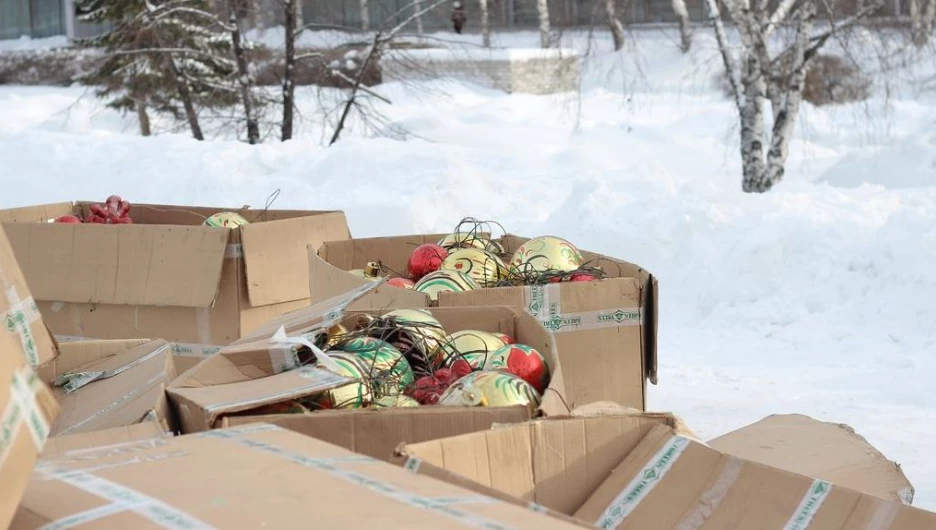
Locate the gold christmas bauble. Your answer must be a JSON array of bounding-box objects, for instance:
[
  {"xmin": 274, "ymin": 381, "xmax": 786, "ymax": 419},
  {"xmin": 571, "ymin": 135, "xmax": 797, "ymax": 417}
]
[
  {"xmin": 438, "ymin": 371, "xmax": 541, "ymax": 409},
  {"xmin": 437, "ymin": 330, "xmax": 508, "ymax": 369},
  {"xmin": 384, "ymin": 309, "xmax": 448, "ymax": 365},
  {"xmin": 509, "ymin": 236, "xmax": 584, "ymax": 274},
  {"xmin": 441, "ymin": 248, "xmax": 509, "ymax": 288},
  {"xmin": 414, "ymin": 269, "xmax": 479, "ymax": 302},
  {"xmin": 438, "ymin": 232, "xmax": 489, "ymax": 251}
]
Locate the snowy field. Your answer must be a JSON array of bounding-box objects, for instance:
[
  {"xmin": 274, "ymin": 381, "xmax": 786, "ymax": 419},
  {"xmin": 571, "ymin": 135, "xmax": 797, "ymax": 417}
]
[{"xmin": 2, "ymin": 27, "xmax": 936, "ymax": 508}]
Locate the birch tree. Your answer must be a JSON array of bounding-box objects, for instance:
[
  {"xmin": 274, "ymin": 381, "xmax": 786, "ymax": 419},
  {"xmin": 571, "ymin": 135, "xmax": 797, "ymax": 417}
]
[
  {"xmin": 361, "ymin": 0, "xmax": 370, "ymax": 30},
  {"xmin": 227, "ymin": 0, "xmax": 261, "ymax": 144},
  {"xmin": 671, "ymin": 0, "xmax": 692, "ymax": 52},
  {"xmin": 604, "ymin": 0, "xmax": 626, "ymax": 50},
  {"xmin": 537, "ymin": 0, "xmax": 552, "ymax": 48},
  {"xmin": 706, "ymin": 0, "xmax": 882, "ymax": 192},
  {"xmin": 281, "ymin": 0, "xmax": 298, "ymax": 140},
  {"xmin": 909, "ymin": 0, "xmax": 936, "ymax": 47},
  {"xmin": 481, "ymin": 0, "xmax": 492, "ymax": 47}
]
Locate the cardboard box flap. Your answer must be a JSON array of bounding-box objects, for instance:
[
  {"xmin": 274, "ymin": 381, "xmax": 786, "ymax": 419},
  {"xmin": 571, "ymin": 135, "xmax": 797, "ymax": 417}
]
[
  {"xmin": 309, "ymin": 244, "xmax": 429, "ymax": 308},
  {"xmin": 2, "ymin": 223, "xmax": 229, "ymax": 307},
  {"xmin": 0, "ymin": 202, "xmax": 75, "ymax": 223},
  {"xmin": 40, "ymin": 420, "xmax": 171, "ymax": 460},
  {"xmin": 49, "ymin": 339, "xmax": 177, "ymax": 437},
  {"xmin": 240, "ymin": 211, "xmax": 351, "ymax": 307},
  {"xmin": 39, "ymin": 339, "xmax": 151, "ymax": 385},
  {"xmin": 168, "ymin": 366, "xmax": 354, "ymax": 430},
  {"xmin": 708, "ymin": 413, "xmax": 915, "ymax": 505},
  {"xmin": 16, "ymin": 423, "xmax": 584, "ymax": 530},
  {"xmin": 399, "ymin": 414, "xmax": 682, "ymax": 516},
  {"xmin": 575, "ymin": 423, "xmax": 936, "ymax": 530}
]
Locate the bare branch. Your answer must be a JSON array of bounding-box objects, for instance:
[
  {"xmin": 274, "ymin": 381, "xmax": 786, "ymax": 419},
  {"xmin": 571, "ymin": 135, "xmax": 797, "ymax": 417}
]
[
  {"xmin": 332, "ymin": 71, "xmax": 392, "ymax": 104},
  {"xmin": 294, "ymin": 22, "xmax": 362, "ymax": 37},
  {"xmin": 764, "ymin": 0, "xmax": 800, "ymax": 39},
  {"xmin": 296, "ymin": 52, "xmax": 324, "ymax": 61},
  {"xmin": 705, "ymin": 0, "xmax": 744, "ymax": 112}
]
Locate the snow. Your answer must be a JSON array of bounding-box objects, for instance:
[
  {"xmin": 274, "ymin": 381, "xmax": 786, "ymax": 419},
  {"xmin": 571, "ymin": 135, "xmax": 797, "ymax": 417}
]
[
  {"xmin": 0, "ymin": 35, "xmax": 69, "ymax": 51},
  {"xmin": 3, "ymin": 27, "xmax": 936, "ymax": 507}
]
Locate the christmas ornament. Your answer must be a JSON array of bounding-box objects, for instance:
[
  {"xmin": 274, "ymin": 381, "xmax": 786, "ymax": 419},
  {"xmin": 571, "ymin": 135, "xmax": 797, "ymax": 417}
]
[
  {"xmin": 87, "ymin": 195, "xmax": 133, "ymax": 224},
  {"xmin": 331, "ymin": 336, "xmax": 414, "ymax": 396},
  {"xmin": 53, "ymin": 215, "xmax": 81, "ymax": 224},
  {"xmin": 510, "ymin": 236, "xmax": 584, "ymax": 274},
  {"xmin": 314, "ymin": 351, "xmax": 373, "ymax": 409},
  {"xmin": 485, "ymin": 239, "xmax": 507, "ymax": 255},
  {"xmin": 484, "ymin": 344, "xmax": 550, "ymax": 394},
  {"xmin": 387, "ymin": 277, "xmax": 416, "ymax": 290},
  {"xmin": 204, "ymin": 211, "xmax": 250, "ymax": 228},
  {"xmin": 370, "ymin": 394, "xmax": 420, "ymax": 408},
  {"xmin": 438, "ymin": 232, "xmax": 489, "ymax": 251},
  {"xmin": 348, "ymin": 262, "xmax": 383, "ymax": 281},
  {"xmin": 438, "ymin": 371, "xmax": 541, "ymax": 409},
  {"xmin": 382, "ymin": 309, "xmax": 448, "ymax": 371},
  {"xmin": 438, "ymin": 330, "xmax": 507, "ymax": 369},
  {"xmin": 414, "ymin": 270, "xmax": 479, "ymax": 302},
  {"xmin": 325, "ymin": 324, "xmax": 349, "ymax": 348},
  {"xmin": 407, "ymin": 359, "xmax": 473, "ymax": 405},
  {"xmin": 441, "ymin": 248, "xmax": 509, "ymax": 288},
  {"xmin": 492, "ymin": 333, "xmax": 515, "ymax": 345},
  {"xmin": 569, "ymin": 272, "xmax": 598, "ymax": 282},
  {"xmin": 406, "ymin": 244, "xmax": 448, "ymax": 282}
]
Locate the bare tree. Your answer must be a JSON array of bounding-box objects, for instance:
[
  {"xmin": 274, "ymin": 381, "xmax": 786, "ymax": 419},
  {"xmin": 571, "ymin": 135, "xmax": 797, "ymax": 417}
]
[
  {"xmin": 361, "ymin": 0, "xmax": 370, "ymax": 30},
  {"xmin": 671, "ymin": 0, "xmax": 692, "ymax": 52},
  {"xmin": 706, "ymin": 0, "xmax": 882, "ymax": 192},
  {"xmin": 481, "ymin": 0, "xmax": 492, "ymax": 47},
  {"xmin": 282, "ymin": 0, "xmax": 298, "ymax": 140},
  {"xmin": 909, "ymin": 0, "xmax": 936, "ymax": 47},
  {"xmin": 537, "ymin": 0, "xmax": 552, "ymax": 47},
  {"xmin": 227, "ymin": 0, "xmax": 261, "ymax": 144},
  {"xmin": 604, "ymin": 0, "xmax": 626, "ymax": 50},
  {"xmin": 414, "ymin": 0, "xmax": 425, "ymax": 33}
]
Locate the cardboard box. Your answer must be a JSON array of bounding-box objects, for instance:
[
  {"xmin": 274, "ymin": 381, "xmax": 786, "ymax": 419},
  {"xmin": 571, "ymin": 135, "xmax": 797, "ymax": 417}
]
[
  {"xmin": 40, "ymin": 420, "xmax": 171, "ymax": 460},
  {"xmin": 41, "ymin": 339, "xmax": 178, "ymax": 436},
  {"xmin": 708, "ymin": 413, "xmax": 915, "ymax": 505},
  {"xmin": 398, "ymin": 415, "xmax": 936, "ymax": 529},
  {"xmin": 167, "ymin": 283, "xmax": 568, "ymax": 460},
  {"xmin": 0, "ymin": 201, "xmax": 351, "ymax": 347},
  {"xmin": 14, "ymin": 423, "xmax": 586, "ymax": 530},
  {"xmin": 575, "ymin": 423, "xmax": 936, "ymax": 529},
  {"xmin": 309, "ymin": 234, "xmax": 657, "ymax": 409},
  {"xmin": 0, "ymin": 225, "xmax": 60, "ymax": 529}
]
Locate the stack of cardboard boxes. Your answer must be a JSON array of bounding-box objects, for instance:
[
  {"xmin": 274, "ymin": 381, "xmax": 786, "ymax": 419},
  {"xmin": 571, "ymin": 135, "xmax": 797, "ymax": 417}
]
[{"xmin": 0, "ymin": 201, "xmax": 932, "ymax": 529}]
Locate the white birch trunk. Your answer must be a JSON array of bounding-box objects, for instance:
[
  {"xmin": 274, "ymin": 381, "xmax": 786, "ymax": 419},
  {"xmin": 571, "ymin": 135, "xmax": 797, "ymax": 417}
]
[
  {"xmin": 911, "ymin": 0, "xmax": 936, "ymax": 46},
  {"xmin": 605, "ymin": 0, "xmax": 626, "ymax": 51},
  {"xmin": 537, "ymin": 0, "xmax": 551, "ymax": 48},
  {"xmin": 481, "ymin": 0, "xmax": 492, "ymax": 47},
  {"xmin": 360, "ymin": 0, "xmax": 370, "ymax": 30},
  {"xmin": 671, "ymin": 0, "xmax": 692, "ymax": 52},
  {"xmin": 414, "ymin": 0, "xmax": 425, "ymax": 33}
]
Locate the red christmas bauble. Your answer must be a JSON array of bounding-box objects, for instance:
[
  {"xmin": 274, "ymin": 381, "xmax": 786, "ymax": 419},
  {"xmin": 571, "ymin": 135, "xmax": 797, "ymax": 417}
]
[
  {"xmin": 569, "ymin": 273, "xmax": 597, "ymax": 282},
  {"xmin": 387, "ymin": 277, "xmax": 416, "ymax": 289},
  {"xmin": 54, "ymin": 215, "xmax": 82, "ymax": 224},
  {"xmin": 485, "ymin": 344, "xmax": 550, "ymax": 393},
  {"xmin": 407, "ymin": 244, "xmax": 448, "ymax": 281}
]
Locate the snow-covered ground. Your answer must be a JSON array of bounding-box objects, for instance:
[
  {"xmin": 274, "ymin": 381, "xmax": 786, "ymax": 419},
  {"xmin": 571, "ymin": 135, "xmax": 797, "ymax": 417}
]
[{"xmin": 2, "ymin": 27, "xmax": 936, "ymax": 508}]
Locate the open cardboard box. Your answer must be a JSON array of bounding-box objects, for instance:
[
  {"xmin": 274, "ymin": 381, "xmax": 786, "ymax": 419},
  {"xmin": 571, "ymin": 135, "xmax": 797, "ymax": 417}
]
[
  {"xmin": 14, "ymin": 423, "xmax": 585, "ymax": 530},
  {"xmin": 396, "ymin": 413, "xmax": 936, "ymax": 529},
  {"xmin": 0, "ymin": 224, "xmax": 60, "ymax": 529},
  {"xmin": 0, "ymin": 201, "xmax": 351, "ymax": 348},
  {"xmin": 38, "ymin": 339, "xmax": 179, "ymax": 436},
  {"xmin": 309, "ymin": 233, "xmax": 657, "ymax": 410},
  {"xmin": 167, "ymin": 281, "xmax": 569, "ymax": 460}
]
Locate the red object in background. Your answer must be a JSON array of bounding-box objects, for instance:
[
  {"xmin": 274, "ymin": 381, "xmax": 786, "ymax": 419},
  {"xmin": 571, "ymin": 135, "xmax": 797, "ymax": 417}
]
[
  {"xmin": 407, "ymin": 359, "xmax": 474, "ymax": 405},
  {"xmin": 87, "ymin": 195, "xmax": 133, "ymax": 224},
  {"xmin": 569, "ymin": 272, "xmax": 597, "ymax": 282},
  {"xmin": 500, "ymin": 345, "xmax": 549, "ymax": 393},
  {"xmin": 387, "ymin": 277, "xmax": 416, "ymax": 289},
  {"xmin": 54, "ymin": 215, "xmax": 82, "ymax": 224},
  {"xmin": 406, "ymin": 244, "xmax": 448, "ymax": 281}
]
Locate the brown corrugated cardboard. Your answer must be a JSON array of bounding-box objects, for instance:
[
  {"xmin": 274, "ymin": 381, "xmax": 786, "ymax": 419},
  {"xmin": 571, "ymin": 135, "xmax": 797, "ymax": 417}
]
[
  {"xmin": 0, "ymin": 224, "xmax": 58, "ymax": 368},
  {"xmin": 397, "ymin": 412, "xmax": 686, "ymax": 516},
  {"xmin": 13, "ymin": 423, "xmax": 585, "ymax": 530},
  {"xmin": 40, "ymin": 420, "xmax": 171, "ymax": 460},
  {"xmin": 0, "ymin": 201, "xmax": 351, "ymax": 346},
  {"xmin": 309, "ymin": 233, "xmax": 657, "ymax": 410},
  {"xmin": 0, "ymin": 224, "xmax": 60, "ymax": 529},
  {"xmin": 221, "ymin": 405, "xmax": 532, "ymax": 461},
  {"xmin": 708, "ymin": 413, "xmax": 915, "ymax": 505},
  {"xmin": 45, "ymin": 339, "xmax": 178, "ymax": 436},
  {"xmin": 575, "ymin": 422, "xmax": 936, "ymax": 529}
]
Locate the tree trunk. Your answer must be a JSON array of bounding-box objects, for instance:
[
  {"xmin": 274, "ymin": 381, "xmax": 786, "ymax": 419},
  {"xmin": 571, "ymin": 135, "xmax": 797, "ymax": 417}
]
[
  {"xmin": 414, "ymin": 0, "xmax": 424, "ymax": 33},
  {"xmin": 671, "ymin": 0, "xmax": 692, "ymax": 52},
  {"xmin": 135, "ymin": 99, "xmax": 152, "ymax": 137},
  {"xmin": 481, "ymin": 0, "xmax": 492, "ymax": 47},
  {"xmin": 911, "ymin": 0, "xmax": 925, "ymax": 46},
  {"xmin": 360, "ymin": 0, "xmax": 369, "ymax": 30},
  {"xmin": 605, "ymin": 0, "xmax": 625, "ymax": 50},
  {"xmin": 537, "ymin": 0, "xmax": 551, "ymax": 48},
  {"xmin": 228, "ymin": 0, "xmax": 261, "ymax": 144},
  {"xmin": 739, "ymin": 52, "xmax": 766, "ymax": 193},
  {"xmin": 282, "ymin": 0, "xmax": 297, "ymax": 141},
  {"xmin": 166, "ymin": 56, "xmax": 205, "ymax": 141}
]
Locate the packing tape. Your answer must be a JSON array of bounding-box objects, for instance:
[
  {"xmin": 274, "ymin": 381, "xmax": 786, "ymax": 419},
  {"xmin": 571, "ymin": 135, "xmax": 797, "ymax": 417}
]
[
  {"xmin": 0, "ymin": 367, "xmax": 50, "ymax": 471},
  {"xmin": 58, "ymin": 372, "xmax": 168, "ymax": 436},
  {"xmin": 36, "ymin": 466, "xmax": 215, "ymax": 530},
  {"xmin": 201, "ymin": 366, "xmax": 352, "ymax": 414},
  {"xmin": 864, "ymin": 498, "xmax": 901, "ymax": 530},
  {"xmin": 37, "ymin": 449, "xmax": 189, "ymax": 481},
  {"xmin": 674, "ymin": 456, "xmax": 743, "ymax": 530},
  {"xmin": 54, "ymin": 343, "xmax": 172, "ymax": 394},
  {"xmin": 39, "ymin": 436, "xmax": 174, "ymax": 465},
  {"xmin": 170, "ymin": 343, "xmax": 223, "ymax": 358},
  {"xmin": 782, "ymin": 480, "xmax": 833, "ymax": 530},
  {"xmin": 594, "ymin": 434, "xmax": 691, "ymax": 529},
  {"xmin": 3, "ymin": 290, "xmax": 43, "ymax": 368},
  {"xmin": 212, "ymin": 432, "xmax": 516, "ymax": 530},
  {"xmin": 522, "ymin": 285, "xmax": 642, "ymax": 334}
]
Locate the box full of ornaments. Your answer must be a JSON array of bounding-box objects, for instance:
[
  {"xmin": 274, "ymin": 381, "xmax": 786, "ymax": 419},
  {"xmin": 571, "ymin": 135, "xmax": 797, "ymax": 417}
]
[
  {"xmin": 166, "ymin": 281, "xmax": 570, "ymax": 460},
  {"xmin": 0, "ymin": 195, "xmax": 351, "ymax": 349},
  {"xmin": 308, "ymin": 217, "xmax": 657, "ymax": 410}
]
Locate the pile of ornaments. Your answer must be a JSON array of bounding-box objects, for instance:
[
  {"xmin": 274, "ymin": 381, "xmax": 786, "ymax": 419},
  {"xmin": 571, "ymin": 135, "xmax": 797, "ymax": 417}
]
[
  {"xmin": 241, "ymin": 308, "xmax": 551, "ymax": 416},
  {"xmin": 51, "ymin": 195, "xmax": 134, "ymax": 224},
  {"xmin": 350, "ymin": 221, "xmax": 602, "ymax": 301}
]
